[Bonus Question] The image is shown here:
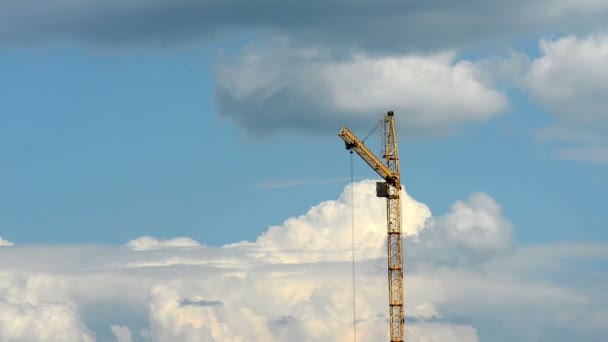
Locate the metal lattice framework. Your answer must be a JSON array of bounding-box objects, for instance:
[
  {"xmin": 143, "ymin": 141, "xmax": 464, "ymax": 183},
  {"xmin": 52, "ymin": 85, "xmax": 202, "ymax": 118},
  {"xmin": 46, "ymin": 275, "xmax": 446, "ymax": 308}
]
[{"xmin": 339, "ymin": 111, "xmax": 404, "ymax": 342}]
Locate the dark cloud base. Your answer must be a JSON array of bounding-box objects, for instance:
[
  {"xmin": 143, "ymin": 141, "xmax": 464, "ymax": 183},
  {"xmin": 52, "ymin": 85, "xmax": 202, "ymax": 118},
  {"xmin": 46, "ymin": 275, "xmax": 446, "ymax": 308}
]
[{"xmin": 2, "ymin": 0, "xmax": 607, "ymax": 52}]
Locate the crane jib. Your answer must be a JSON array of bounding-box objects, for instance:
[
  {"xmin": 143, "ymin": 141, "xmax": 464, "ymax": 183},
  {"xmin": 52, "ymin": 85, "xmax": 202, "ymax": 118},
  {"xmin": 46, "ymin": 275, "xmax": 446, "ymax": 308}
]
[{"xmin": 338, "ymin": 126, "xmax": 394, "ymax": 181}]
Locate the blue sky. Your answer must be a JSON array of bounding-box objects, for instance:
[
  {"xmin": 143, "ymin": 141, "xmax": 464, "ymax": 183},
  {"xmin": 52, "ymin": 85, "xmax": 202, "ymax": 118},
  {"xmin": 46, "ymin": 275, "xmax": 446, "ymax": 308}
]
[
  {"xmin": 1, "ymin": 43, "xmax": 606, "ymax": 246},
  {"xmin": 1, "ymin": 2, "xmax": 608, "ymax": 341}
]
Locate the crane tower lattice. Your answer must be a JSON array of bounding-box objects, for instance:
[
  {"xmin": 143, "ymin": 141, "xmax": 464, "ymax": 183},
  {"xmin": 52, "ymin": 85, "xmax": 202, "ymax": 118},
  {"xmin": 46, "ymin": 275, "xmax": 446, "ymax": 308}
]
[{"xmin": 338, "ymin": 111, "xmax": 404, "ymax": 342}]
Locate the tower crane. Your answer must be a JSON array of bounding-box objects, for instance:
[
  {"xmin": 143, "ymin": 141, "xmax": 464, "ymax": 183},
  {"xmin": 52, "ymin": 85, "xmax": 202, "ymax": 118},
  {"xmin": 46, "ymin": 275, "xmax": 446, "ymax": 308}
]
[{"xmin": 338, "ymin": 111, "xmax": 404, "ymax": 342}]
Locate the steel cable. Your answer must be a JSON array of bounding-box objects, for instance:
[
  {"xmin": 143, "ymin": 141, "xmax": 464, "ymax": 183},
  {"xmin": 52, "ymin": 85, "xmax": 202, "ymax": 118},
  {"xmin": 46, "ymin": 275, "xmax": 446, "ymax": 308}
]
[{"xmin": 350, "ymin": 150, "xmax": 357, "ymax": 342}]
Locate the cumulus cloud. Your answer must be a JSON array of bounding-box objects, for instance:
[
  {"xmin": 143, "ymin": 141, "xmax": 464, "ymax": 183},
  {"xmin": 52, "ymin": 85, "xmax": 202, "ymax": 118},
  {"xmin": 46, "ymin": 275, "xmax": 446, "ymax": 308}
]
[
  {"xmin": 0, "ymin": 299, "xmax": 94, "ymax": 342},
  {"xmin": 422, "ymin": 192, "xmax": 513, "ymax": 253},
  {"xmin": 215, "ymin": 42, "xmax": 507, "ymax": 137},
  {"xmin": 524, "ymin": 33, "xmax": 608, "ymax": 164},
  {"xmin": 249, "ymin": 180, "xmax": 431, "ymax": 262},
  {"xmin": 527, "ymin": 34, "xmax": 608, "ymax": 125},
  {"xmin": 475, "ymin": 32, "xmax": 608, "ymax": 164},
  {"xmin": 0, "ymin": 237, "xmax": 13, "ymax": 247},
  {"xmin": 0, "ymin": 181, "xmax": 606, "ymax": 341},
  {"xmin": 146, "ymin": 285, "xmax": 278, "ymax": 342},
  {"xmin": 1, "ymin": 0, "xmax": 607, "ymax": 51},
  {"xmin": 111, "ymin": 325, "xmax": 133, "ymax": 342}
]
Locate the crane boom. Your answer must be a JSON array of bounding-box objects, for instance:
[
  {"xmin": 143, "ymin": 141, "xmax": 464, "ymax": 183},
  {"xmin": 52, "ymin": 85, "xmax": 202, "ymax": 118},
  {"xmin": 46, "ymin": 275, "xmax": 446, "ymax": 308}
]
[
  {"xmin": 339, "ymin": 111, "xmax": 404, "ymax": 342},
  {"xmin": 338, "ymin": 126, "xmax": 394, "ymax": 181}
]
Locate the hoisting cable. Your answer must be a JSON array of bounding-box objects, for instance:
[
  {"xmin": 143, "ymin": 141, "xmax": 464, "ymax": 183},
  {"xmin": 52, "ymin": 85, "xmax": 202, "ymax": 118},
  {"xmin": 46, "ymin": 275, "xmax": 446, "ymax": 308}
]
[{"xmin": 350, "ymin": 150, "xmax": 357, "ymax": 342}]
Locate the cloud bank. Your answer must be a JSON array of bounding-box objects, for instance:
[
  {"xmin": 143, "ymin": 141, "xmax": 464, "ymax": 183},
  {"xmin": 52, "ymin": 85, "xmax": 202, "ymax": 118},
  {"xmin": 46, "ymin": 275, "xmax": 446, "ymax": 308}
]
[
  {"xmin": 0, "ymin": 300, "xmax": 94, "ymax": 342},
  {"xmin": 0, "ymin": 181, "xmax": 606, "ymax": 341},
  {"xmin": 2, "ymin": 0, "xmax": 607, "ymax": 51}
]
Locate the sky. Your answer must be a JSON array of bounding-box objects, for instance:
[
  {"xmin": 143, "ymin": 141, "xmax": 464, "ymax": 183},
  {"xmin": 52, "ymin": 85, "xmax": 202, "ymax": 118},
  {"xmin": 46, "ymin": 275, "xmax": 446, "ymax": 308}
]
[{"xmin": 0, "ymin": 1, "xmax": 608, "ymax": 341}]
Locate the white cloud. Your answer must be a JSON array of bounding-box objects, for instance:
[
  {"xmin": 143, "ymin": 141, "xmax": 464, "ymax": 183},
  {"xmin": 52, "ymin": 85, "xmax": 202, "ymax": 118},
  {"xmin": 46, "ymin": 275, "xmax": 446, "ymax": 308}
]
[
  {"xmin": 147, "ymin": 286, "xmax": 240, "ymax": 342},
  {"xmin": 474, "ymin": 33, "xmax": 608, "ymax": 165},
  {"xmin": 215, "ymin": 42, "xmax": 508, "ymax": 137},
  {"xmin": 250, "ymin": 180, "xmax": 432, "ymax": 262},
  {"xmin": 527, "ymin": 33, "xmax": 608, "ymax": 125},
  {"xmin": 0, "ymin": 181, "xmax": 606, "ymax": 341},
  {"xmin": 111, "ymin": 325, "xmax": 133, "ymax": 342},
  {"xmin": 429, "ymin": 192, "xmax": 513, "ymax": 253},
  {"xmin": 126, "ymin": 236, "xmax": 202, "ymax": 251},
  {"xmin": 0, "ymin": 237, "xmax": 13, "ymax": 247},
  {"xmin": 522, "ymin": 33, "xmax": 608, "ymax": 164},
  {"xmin": 0, "ymin": 299, "xmax": 94, "ymax": 342}
]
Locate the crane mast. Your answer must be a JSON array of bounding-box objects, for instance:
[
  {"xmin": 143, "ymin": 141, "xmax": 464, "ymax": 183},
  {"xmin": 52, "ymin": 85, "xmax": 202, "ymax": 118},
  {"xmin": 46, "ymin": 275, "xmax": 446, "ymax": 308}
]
[{"xmin": 338, "ymin": 111, "xmax": 404, "ymax": 342}]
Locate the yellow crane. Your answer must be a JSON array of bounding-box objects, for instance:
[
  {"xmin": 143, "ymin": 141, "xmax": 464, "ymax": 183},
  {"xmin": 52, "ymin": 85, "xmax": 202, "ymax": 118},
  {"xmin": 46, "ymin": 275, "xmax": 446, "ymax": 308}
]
[{"xmin": 338, "ymin": 111, "xmax": 404, "ymax": 342}]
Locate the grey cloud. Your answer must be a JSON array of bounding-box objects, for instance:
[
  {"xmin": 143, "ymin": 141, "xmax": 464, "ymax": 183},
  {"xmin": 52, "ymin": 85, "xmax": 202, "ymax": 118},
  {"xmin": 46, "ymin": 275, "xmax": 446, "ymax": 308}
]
[
  {"xmin": 214, "ymin": 42, "xmax": 507, "ymax": 137},
  {"xmin": 181, "ymin": 299, "xmax": 224, "ymax": 307},
  {"xmin": 271, "ymin": 315, "xmax": 296, "ymax": 326},
  {"xmin": 2, "ymin": 1, "xmax": 608, "ymax": 52}
]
